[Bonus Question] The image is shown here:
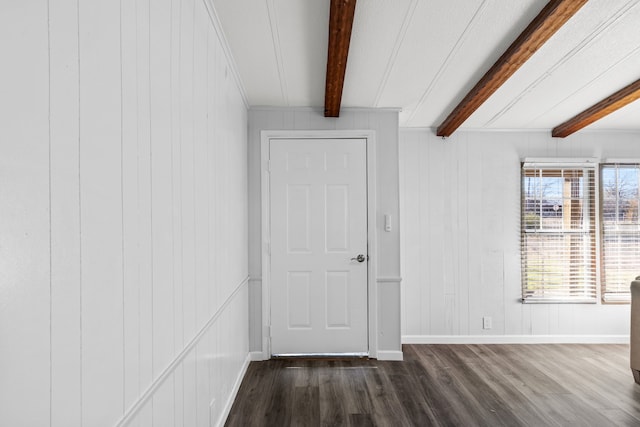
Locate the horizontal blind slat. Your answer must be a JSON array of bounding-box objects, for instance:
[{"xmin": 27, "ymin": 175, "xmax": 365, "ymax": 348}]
[{"xmin": 601, "ymin": 163, "xmax": 640, "ymax": 302}]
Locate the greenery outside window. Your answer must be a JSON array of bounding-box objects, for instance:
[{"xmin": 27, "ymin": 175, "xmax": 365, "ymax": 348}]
[
  {"xmin": 601, "ymin": 163, "xmax": 640, "ymax": 303},
  {"xmin": 521, "ymin": 162, "xmax": 597, "ymax": 303}
]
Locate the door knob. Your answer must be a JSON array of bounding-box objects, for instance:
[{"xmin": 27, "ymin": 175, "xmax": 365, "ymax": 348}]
[{"xmin": 351, "ymin": 254, "xmax": 366, "ymax": 263}]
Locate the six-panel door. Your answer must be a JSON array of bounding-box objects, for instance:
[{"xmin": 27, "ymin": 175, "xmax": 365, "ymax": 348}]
[{"xmin": 269, "ymin": 138, "xmax": 368, "ymax": 355}]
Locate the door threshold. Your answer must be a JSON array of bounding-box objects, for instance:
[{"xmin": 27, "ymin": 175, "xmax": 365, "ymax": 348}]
[{"xmin": 271, "ymin": 352, "xmax": 369, "ymax": 359}]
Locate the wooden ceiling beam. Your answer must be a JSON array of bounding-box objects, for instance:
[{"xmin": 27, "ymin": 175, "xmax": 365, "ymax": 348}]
[
  {"xmin": 552, "ymin": 79, "xmax": 640, "ymax": 138},
  {"xmin": 324, "ymin": 0, "xmax": 357, "ymax": 117},
  {"xmin": 436, "ymin": 0, "xmax": 587, "ymax": 137}
]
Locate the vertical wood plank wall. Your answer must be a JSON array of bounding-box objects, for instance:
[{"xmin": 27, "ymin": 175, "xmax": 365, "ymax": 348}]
[
  {"xmin": 399, "ymin": 129, "xmax": 634, "ymax": 341},
  {"xmin": 0, "ymin": 1, "xmax": 249, "ymax": 426}
]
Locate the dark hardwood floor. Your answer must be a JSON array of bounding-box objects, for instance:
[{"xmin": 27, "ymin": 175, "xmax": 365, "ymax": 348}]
[{"xmin": 225, "ymin": 344, "xmax": 640, "ymax": 427}]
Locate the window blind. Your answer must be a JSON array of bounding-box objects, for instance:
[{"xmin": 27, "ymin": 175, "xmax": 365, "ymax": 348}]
[
  {"xmin": 521, "ymin": 164, "xmax": 597, "ymax": 303},
  {"xmin": 601, "ymin": 163, "xmax": 640, "ymax": 303}
]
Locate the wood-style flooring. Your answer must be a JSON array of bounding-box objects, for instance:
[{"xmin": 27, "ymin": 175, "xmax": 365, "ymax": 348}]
[{"xmin": 225, "ymin": 344, "xmax": 640, "ymax": 427}]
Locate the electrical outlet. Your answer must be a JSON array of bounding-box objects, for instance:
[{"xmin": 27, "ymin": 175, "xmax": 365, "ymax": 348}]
[{"xmin": 483, "ymin": 316, "xmax": 492, "ymax": 330}]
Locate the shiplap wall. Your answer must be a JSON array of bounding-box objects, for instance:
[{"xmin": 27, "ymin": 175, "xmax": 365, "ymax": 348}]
[
  {"xmin": 247, "ymin": 108, "xmax": 402, "ymax": 357},
  {"xmin": 400, "ymin": 129, "xmax": 635, "ymax": 342},
  {"xmin": 0, "ymin": 1, "xmax": 249, "ymax": 426}
]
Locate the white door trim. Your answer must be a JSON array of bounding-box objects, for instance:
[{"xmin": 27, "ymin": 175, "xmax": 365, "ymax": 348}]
[{"xmin": 260, "ymin": 130, "xmax": 378, "ymax": 360}]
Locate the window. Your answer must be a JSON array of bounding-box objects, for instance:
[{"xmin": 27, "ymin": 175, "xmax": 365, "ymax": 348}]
[
  {"xmin": 601, "ymin": 163, "xmax": 640, "ymax": 303},
  {"xmin": 521, "ymin": 162, "xmax": 597, "ymax": 303}
]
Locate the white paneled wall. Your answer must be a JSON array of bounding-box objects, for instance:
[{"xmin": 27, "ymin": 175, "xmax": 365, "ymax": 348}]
[
  {"xmin": 400, "ymin": 129, "xmax": 635, "ymax": 342},
  {"xmin": 0, "ymin": 1, "xmax": 249, "ymax": 426}
]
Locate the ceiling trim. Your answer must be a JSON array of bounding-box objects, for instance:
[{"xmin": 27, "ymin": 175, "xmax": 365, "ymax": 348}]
[
  {"xmin": 401, "ymin": 127, "xmax": 550, "ymax": 134},
  {"xmin": 400, "ymin": 127, "xmax": 640, "ymax": 135},
  {"xmin": 250, "ymin": 106, "xmax": 401, "ymax": 113},
  {"xmin": 324, "ymin": 0, "xmax": 357, "ymax": 117},
  {"xmin": 436, "ymin": 0, "xmax": 588, "ymax": 137},
  {"xmin": 552, "ymin": 78, "xmax": 640, "ymax": 138}
]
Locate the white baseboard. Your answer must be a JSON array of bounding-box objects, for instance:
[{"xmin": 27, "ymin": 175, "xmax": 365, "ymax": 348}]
[
  {"xmin": 376, "ymin": 350, "xmax": 404, "ymax": 361},
  {"xmin": 216, "ymin": 353, "xmax": 252, "ymax": 427},
  {"xmin": 250, "ymin": 351, "xmax": 267, "ymax": 361},
  {"xmin": 402, "ymin": 335, "xmax": 630, "ymax": 344}
]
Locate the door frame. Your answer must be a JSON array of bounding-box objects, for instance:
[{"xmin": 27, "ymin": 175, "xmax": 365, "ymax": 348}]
[{"xmin": 260, "ymin": 130, "xmax": 378, "ymax": 360}]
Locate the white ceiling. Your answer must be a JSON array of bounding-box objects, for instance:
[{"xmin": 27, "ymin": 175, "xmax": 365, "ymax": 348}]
[{"xmin": 212, "ymin": 0, "xmax": 640, "ymax": 131}]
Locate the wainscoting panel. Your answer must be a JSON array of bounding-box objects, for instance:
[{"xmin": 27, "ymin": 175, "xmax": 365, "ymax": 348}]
[{"xmin": 0, "ymin": 0, "xmax": 249, "ymax": 426}]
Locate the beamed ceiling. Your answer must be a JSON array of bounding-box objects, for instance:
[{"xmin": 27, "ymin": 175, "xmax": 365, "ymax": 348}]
[{"xmin": 212, "ymin": 0, "xmax": 640, "ymax": 135}]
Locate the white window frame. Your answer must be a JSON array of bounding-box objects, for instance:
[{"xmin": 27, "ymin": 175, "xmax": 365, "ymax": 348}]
[
  {"xmin": 600, "ymin": 160, "xmax": 640, "ymax": 303},
  {"xmin": 520, "ymin": 158, "xmax": 600, "ymax": 303}
]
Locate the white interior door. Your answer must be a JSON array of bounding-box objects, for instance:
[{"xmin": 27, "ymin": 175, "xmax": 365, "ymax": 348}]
[{"xmin": 269, "ymin": 138, "xmax": 368, "ymax": 355}]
